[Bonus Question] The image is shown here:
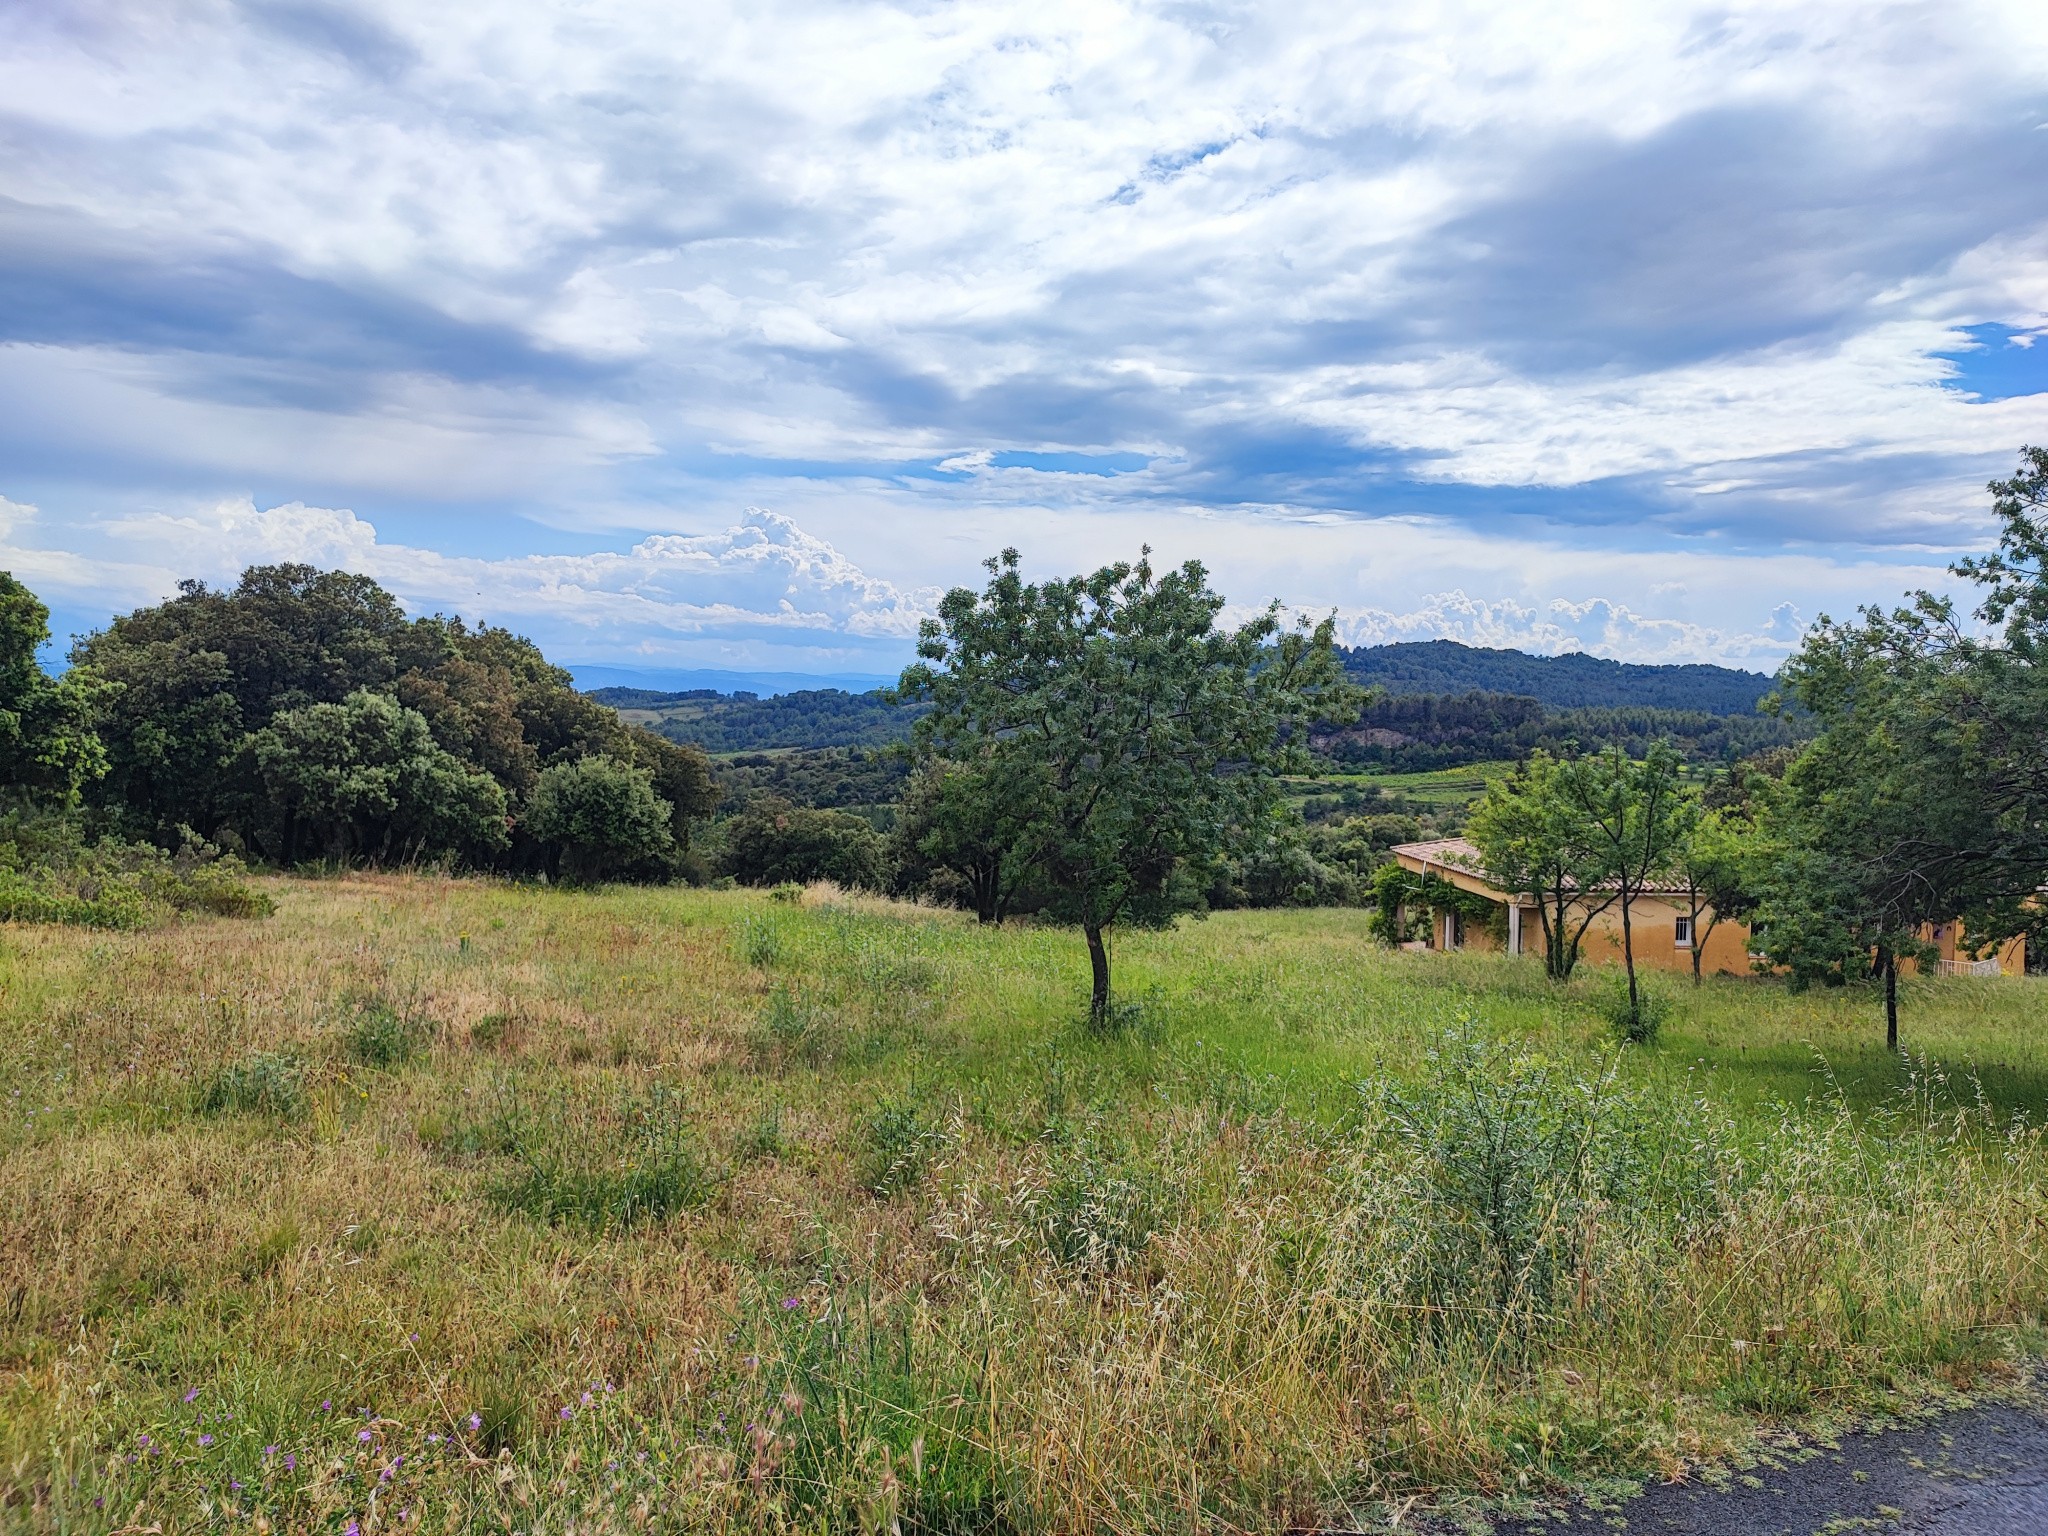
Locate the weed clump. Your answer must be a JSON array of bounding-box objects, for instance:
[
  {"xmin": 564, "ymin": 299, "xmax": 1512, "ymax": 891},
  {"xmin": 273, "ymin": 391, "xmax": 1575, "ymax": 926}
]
[
  {"xmin": 343, "ymin": 996, "xmax": 421, "ymax": 1067},
  {"xmin": 1596, "ymin": 973, "xmax": 1670, "ymax": 1045},
  {"xmin": 193, "ymin": 1051, "xmax": 307, "ymax": 1117},
  {"xmin": 858, "ymin": 1096, "xmax": 949, "ymax": 1197},
  {"xmin": 491, "ymin": 1084, "xmax": 718, "ymax": 1230},
  {"xmin": 1034, "ymin": 1145, "xmax": 1167, "ymax": 1276}
]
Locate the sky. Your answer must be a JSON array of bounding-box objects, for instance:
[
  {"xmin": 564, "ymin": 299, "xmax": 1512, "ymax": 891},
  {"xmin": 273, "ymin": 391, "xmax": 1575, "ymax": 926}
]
[{"xmin": 3, "ymin": 1, "xmax": 2047, "ymax": 687}]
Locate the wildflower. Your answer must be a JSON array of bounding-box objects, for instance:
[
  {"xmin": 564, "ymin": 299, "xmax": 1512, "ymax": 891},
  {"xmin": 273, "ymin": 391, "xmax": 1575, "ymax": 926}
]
[
  {"xmin": 183, "ymin": 1388, "xmax": 200, "ymax": 1403},
  {"xmin": 284, "ymin": 1454, "xmax": 297, "ymax": 1472},
  {"xmin": 264, "ymin": 1445, "xmax": 277, "ymax": 1458},
  {"xmin": 231, "ymin": 1480, "xmax": 244, "ymax": 1491},
  {"xmin": 408, "ymin": 1331, "xmax": 418, "ymax": 1342},
  {"xmin": 580, "ymin": 1391, "xmax": 593, "ymax": 1406},
  {"xmin": 321, "ymin": 1400, "xmax": 332, "ymax": 1411},
  {"xmin": 345, "ymin": 1523, "xmax": 361, "ymax": 1536},
  {"xmin": 198, "ymin": 1434, "xmax": 214, "ymax": 1447},
  {"xmin": 137, "ymin": 1435, "xmax": 150, "ymax": 1447},
  {"xmin": 427, "ymin": 1433, "xmax": 442, "ymax": 1445},
  {"xmin": 358, "ymin": 1429, "xmax": 373, "ymax": 1442},
  {"xmin": 559, "ymin": 1406, "xmax": 573, "ymax": 1421},
  {"xmin": 467, "ymin": 1413, "xmax": 482, "ymax": 1433}
]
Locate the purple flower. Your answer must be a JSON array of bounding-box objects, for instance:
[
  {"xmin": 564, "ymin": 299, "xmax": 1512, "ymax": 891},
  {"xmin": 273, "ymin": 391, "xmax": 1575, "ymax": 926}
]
[
  {"xmin": 320, "ymin": 1400, "xmax": 332, "ymax": 1412},
  {"xmin": 284, "ymin": 1453, "xmax": 297, "ymax": 1472},
  {"xmin": 407, "ymin": 1332, "xmax": 418, "ymax": 1342},
  {"xmin": 137, "ymin": 1435, "xmax": 150, "ymax": 1447},
  {"xmin": 558, "ymin": 1406, "xmax": 573, "ymax": 1421},
  {"xmin": 345, "ymin": 1523, "xmax": 361, "ymax": 1536},
  {"xmin": 264, "ymin": 1446, "xmax": 277, "ymax": 1458},
  {"xmin": 230, "ymin": 1480, "xmax": 243, "ymax": 1491},
  {"xmin": 198, "ymin": 1434, "xmax": 214, "ymax": 1447},
  {"xmin": 358, "ymin": 1429, "xmax": 373, "ymax": 1442},
  {"xmin": 427, "ymin": 1434, "xmax": 442, "ymax": 1445},
  {"xmin": 183, "ymin": 1388, "xmax": 200, "ymax": 1403},
  {"xmin": 580, "ymin": 1391, "xmax": 592, "ymax": 1406},
  {"xmin": 781, "ymin": 1297, "xmax": 800, "ymax": 1310},
  {"xmin": 466, "ymin": 1413, "xmax": 481, "ymax": 1432}
]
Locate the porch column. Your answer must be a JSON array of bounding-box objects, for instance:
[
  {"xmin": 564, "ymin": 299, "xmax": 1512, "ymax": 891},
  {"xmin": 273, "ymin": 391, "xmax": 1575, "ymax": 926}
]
[{"xmin": 1507, "ymin": 902, "xmax": 1521, "ymax": 956}]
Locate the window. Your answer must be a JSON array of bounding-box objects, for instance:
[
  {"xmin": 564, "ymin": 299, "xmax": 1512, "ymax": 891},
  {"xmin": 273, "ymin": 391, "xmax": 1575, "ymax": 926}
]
[{"xmin": 1674, "ymin": 915, "xmax": 1693, "ymax": 948}]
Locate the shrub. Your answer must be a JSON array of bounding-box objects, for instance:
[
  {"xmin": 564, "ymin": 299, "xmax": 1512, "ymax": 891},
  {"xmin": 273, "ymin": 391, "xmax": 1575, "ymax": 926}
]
[
  {"xmin": 344, "ymin": 996, "xmax": 421, "ymax": 1067},
  {"xmin": 526, "ymin": 754, "xmax": 676, "ymax": 883},
  {"xmin": 1365, "ymin": 1021, "xmax": 1725, "ymax": 1340},
  {"xmin": 719, "ymin": 797, "xmax": 889, "ymax": 889},
  {"xmin": 194, "ymin": 1052, "xmax": 307, "ymax": 1117},
  {"xmin": 0, "ymin": 820, "xmax": 271, "ymax": 929}
]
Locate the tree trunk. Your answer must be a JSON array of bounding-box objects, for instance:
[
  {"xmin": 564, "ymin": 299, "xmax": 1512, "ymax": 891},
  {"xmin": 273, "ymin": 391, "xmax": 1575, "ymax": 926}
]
[
  {"xmin": 1620, "ymin": 885, "xmax": 1639, "ymax": 1021},
  {"xmin": 1084, "ymin": 923, "xmax": 1111, "ymax": 1026},
  {"xmin": 1691, "ymin": 903, "xmax": 1704, "ymax": 988},
  {"xmin": 1882, "ymin": 944, "xmax": 1899, "ymax": 1053}
]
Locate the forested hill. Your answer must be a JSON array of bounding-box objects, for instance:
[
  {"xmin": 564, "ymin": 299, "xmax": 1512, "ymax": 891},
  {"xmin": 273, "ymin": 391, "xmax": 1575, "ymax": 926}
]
[
  {"xmin": 591, "ymin": 686, "xmax": 918, "ymax": 753},
  {"xmin": 1340, "ymin": 640, "xmax": 1777, "ymax": 714}
]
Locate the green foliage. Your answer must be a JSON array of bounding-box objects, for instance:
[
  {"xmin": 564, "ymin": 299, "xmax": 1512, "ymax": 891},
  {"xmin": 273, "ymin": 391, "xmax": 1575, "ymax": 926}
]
[
  {"xmin": 343, "ymin": 996, "xmax": 421, "ymax": 1067},
  {"xmin": 902, "ymin": 547, "xmax": 1362, "ymax": 1018},
  {"xmin": 0, "ymin": 818, "xmax": 271, "ymax": 929},
  {"xmin": 242, "ymin": 688, "xmax": 510, "ymax": 865},
  {"xmin": 1596, "ymin": 971, "xmax": 1670, "ymax": 1044},
  {"xmin": 0, "ymin": 570, "xmax": 111, "ymax": 809},
  {"xmin": 858, "ymin": 1095, "xmax": 948, "ymax": 1196},
  {"xmin": 597, "ymin": 685, "xmax": 919, "ymax": 753},
  {"xmin": 1467, "ymin": 751, "xmax": 1617, "ymax": 979},
  {"xmin": 1364, "ymin": 860, "xmax": 1501, "ymax": 945},
  {"xmin": 71, "ymin": 563, "xmax": 714, "ymax": 872},
  {"xmin": 718, "ymin": 797, "xmax": 887, "ymax": 889},
  {"xmin": 193, "ymin": 1051, "xmax": 308, "ymax": 1117},
  {"xmin": 525, "ymin": 754, "xmax": 675, "ymax": 882},
  {"xmin": 1369, "ymin": 1022, "xmax": 1723, "ymax": 1335},
  {"xmin": 1035, "ymin": 1142, "xmax": 1168, "ymax": 1275},
  {"xmin": 1320, "ymin": 688, "xmax": 1810, "ymax": 773},
  {"xmin": 888, "ymin": 759, "xmax": 1038, "ymax": 921}
]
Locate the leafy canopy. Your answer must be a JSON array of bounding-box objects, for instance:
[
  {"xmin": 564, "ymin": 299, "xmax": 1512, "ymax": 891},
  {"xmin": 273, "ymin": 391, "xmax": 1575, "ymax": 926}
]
[{"xmin": 900, "ymin": 548, "xmax": 1360, "ymax": 1018}]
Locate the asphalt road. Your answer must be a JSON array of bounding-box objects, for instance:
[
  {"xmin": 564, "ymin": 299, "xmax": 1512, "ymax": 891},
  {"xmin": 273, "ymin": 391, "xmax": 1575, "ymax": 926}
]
[
  {"xmin": 1596, "ymin": 1398, "xmax": 2048, "ymax": 1535},
  {"xmin": 1373, "ymin": 1391, "xmax": 2048, "ymax": 1535}
]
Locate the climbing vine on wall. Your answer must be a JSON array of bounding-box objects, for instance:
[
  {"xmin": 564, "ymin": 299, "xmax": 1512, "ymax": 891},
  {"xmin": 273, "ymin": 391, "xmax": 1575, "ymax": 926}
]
[{"xmin": 1366, "ymin": 861, "xmax": 1507, "ymax": 946}]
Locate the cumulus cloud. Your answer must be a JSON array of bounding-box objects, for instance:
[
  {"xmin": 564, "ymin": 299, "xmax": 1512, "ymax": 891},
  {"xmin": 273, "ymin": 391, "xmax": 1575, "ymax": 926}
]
[{"xmin": 72, "ymin": 500, "xmax": 939, "ymax": 671}]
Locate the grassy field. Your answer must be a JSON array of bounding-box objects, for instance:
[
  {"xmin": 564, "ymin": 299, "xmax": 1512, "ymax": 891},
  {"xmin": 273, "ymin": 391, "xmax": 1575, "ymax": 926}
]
[{"xmin": 4, "ymin": 877, "xmax": 2047, "ymax": 1533}]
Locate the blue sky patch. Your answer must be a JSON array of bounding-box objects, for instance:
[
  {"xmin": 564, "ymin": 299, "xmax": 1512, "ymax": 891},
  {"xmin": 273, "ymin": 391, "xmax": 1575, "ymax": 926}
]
[{"xmin": 1936, "ymin": 324, "xmax": 2048, "ymax": 402}]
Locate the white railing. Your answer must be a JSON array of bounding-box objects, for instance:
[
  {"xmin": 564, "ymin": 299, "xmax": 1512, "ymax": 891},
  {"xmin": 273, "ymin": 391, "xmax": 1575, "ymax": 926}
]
[{"xmin": 1934, "ymin": 957, "xmax": 2003, "ymax": 978}]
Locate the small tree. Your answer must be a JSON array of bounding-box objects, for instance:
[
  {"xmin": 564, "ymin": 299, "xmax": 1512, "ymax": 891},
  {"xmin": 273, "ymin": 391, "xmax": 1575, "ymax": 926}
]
[
  {"xmin": 1670, "ymin": 801, "xmax": 1765, "ymax": 986},
  {"xmin": 900, "ymin": 549, "xmax": 1358, "ymax": 1023},
  {"xmin": 1465, "ymin": 750, "xmax": 1618, "ymax": 980},
  {"xmin": 526, "ymin": 754, "xmax": 676, "ymax": 883},
  {"xmin": 1556, "ymin": 741, "xmax": 1690, "ymax": 1026},
  {"xmin": 889, "ymin": 758, "xmax": 1033, "ymax": 923}
]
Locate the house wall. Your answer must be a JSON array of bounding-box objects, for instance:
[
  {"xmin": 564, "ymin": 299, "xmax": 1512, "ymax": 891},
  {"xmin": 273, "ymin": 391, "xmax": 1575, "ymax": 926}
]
[{"xmin": 1575, "ymin": 894, "xmax": 1756, "ymax": 976}]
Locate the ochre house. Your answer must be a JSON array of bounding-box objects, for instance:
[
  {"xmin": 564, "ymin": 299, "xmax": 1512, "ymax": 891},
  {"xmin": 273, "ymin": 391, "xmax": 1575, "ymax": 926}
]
[{"xmin": 1389, "ymin": 837, "xmax": 2029, "ymax": 978}]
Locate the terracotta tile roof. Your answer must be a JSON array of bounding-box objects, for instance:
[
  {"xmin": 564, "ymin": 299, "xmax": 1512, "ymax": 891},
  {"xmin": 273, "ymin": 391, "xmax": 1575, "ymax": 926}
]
[{"xmin": 1389, "ymin": 837, "xmax": 1697, "ymax": 899}]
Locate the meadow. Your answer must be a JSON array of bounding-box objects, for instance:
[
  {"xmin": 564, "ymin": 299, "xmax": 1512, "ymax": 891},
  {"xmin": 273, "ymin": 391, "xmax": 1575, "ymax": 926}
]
[{"xmin": 4, "ymin": 876, "xmax": 2047, "ymax": 1533}]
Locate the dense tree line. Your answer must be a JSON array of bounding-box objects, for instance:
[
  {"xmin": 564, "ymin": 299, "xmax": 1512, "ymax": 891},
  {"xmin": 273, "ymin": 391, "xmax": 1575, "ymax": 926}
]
[
  {"xmin": 19, "ymin": 565, "xmax": 720, "ymax": 881},
  {"xmin": 1318, "ymin": 691, "xmax": 1809, "ymax": 772},
  {"xmin": 1340, "ymin": 639, "xmax": 1777, "ymax": 712}
]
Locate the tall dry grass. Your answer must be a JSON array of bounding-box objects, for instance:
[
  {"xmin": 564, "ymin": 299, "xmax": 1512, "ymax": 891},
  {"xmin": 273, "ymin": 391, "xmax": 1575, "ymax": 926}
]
[{"xmin": 1, "ymin": 874, "xmax": 2044, "ymax": 1532}]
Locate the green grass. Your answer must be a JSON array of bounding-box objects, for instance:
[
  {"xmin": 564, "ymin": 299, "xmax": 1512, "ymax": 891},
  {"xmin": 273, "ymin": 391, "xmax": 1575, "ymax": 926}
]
[
  {"xmin": 2, "ymin": 875, "xmax": 2045, "ymax": 1533},
  {"xmin": 1288, "ymin": 759, "xmax": 1520, "ymax": 810}
]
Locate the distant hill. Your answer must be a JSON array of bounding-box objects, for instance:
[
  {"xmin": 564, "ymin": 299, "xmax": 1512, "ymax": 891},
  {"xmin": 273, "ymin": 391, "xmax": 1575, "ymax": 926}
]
[
  {"xmin": 589, "ymin": 685, "xmax": 917, "ymax": 754},
  {"xmin": 1340, "ymin": 640, "xmax": 1777, "ymax": 715}
]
